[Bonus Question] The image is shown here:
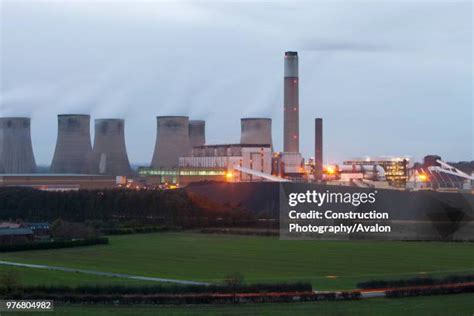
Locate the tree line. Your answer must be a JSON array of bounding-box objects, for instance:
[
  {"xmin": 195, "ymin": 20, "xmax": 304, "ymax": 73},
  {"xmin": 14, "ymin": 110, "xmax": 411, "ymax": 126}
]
[{"xmin": 0, "ymin": 187, "xmax": 254, "ymax": 227}]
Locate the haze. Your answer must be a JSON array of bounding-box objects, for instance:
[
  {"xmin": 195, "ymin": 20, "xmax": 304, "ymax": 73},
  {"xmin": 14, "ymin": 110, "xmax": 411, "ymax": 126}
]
[{"xmin": 0, "ymin": 0, "xmax": 472, "ymax": 165}]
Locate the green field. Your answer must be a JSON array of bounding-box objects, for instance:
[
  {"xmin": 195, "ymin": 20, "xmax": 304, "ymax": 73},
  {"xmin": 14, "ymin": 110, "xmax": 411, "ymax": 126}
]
[
  {"xmin": 6, "ymin": 294, "xmax": 474, "ymax": 316},
  {"xmin": 1, "ymin": 232, "xmax": 473, "ymax": 290}
]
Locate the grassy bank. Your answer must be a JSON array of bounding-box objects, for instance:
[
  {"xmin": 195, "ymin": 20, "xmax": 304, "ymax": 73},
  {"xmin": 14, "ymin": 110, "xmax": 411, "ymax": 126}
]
[{"xmin": 1, "ymin": 232, "xmax": 473, "ymax": 290}]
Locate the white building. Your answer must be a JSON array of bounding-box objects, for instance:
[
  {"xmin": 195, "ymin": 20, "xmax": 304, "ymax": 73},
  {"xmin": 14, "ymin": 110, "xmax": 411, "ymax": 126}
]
[{"xmin": 179, "ymin": 144, "xmax": 272, "ymax": 181}]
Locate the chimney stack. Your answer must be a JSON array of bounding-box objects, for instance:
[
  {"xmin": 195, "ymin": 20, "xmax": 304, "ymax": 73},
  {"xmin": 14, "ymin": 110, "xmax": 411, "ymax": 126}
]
[
  {"xmin": 284, "ymin": 51, "xmax": 299, "ymax": 153},
  {"xmin": 314, "ymin": 118, "xmax": 323, "ymax": 182}
]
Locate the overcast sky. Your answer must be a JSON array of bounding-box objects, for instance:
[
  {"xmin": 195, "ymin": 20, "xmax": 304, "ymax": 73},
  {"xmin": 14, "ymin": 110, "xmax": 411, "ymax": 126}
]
[{"xmin": 0, "ymin": 0, "xmax": 472, "ymax": 165}]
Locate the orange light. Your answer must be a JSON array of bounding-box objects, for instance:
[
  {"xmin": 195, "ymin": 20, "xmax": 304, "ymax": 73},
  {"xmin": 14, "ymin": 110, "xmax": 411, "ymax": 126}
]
[
  {"xmin": 325, "ymin": 165, "xmax": 336, "ymax": 175},
  {"xmin": 418, "ymin": 173, "xmax": 429, "ymax": 182},
  {"xmin": 225, "ymin": 171, "xmax": 233, "ymax": 180}
]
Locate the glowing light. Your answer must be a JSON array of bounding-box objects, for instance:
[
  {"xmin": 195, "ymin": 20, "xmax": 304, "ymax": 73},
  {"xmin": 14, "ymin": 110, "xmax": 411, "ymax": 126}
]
[
  {"xmin": 225, "ymin": 171, "xmax": 233, "ymax": 180},
  {"xmin": 325, "ymin": 165, "xmax": 336, "ymax": 175},
  {"xmin": 418, "ymin": 173, "xmax": 429, "ymax": 182}
]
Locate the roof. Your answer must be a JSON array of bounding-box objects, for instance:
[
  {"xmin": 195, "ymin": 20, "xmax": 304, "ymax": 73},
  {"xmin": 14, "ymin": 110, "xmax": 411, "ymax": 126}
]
[
  {"xmin": 0, "ymin": 222, "xmax": 22, "ymax": 229},
  {"xmin": 0, "ymin": 228, "xmax": 34, "ymax": 236},
  {"xmin": 25, "ymin": 223, "xmax": 50, "ymax": 229},
  {"xmin": 194, "ymin": 143, "xmax": 271, "ymax": 149}
]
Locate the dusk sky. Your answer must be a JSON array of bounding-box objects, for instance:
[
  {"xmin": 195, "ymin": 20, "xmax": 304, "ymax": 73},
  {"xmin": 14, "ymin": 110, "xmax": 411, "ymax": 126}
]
[{"xmin": 0, "ymin": 0, "xmax": 472, "ymax": 165}]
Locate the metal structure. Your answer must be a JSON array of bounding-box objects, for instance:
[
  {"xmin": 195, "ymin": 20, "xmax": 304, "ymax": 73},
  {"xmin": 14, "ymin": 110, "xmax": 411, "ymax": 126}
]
[
  {"xmin": 428, "ymin": 160, "xmax": 474, "ymax": 181},
  {"xmin": 188, "ymin": 120, "xmax": 206, "ymax": 150},
  {"xmin": 344, "ymin": 157, "xmax": 409, "ymax": 187},
  {"xmin": 50, "ymin": 114, "xmax": 94, "ymax": 174},
  {"xmin": 314, "ymin": 118, "xmax": 323, "ymax": 182},
  {"xmin": 93, "ymin": 119, "xmax": 131, "ymax": 176},
  {"xmin": 0, "ymin": 117, "xmax": 37, "ymax": 173},
  {"xmin": 284, "ymin": 51, "xmax": 299, "ymax": 153},
  {"xmin": 240, "ymin": 118, "xmax": 273, "ymax": 148},
  {"xmin": 233, "ymin": 165, "xmax": 290, "ymax": 182},
  {"xmin": 151, "ymin": 116, "xmax": 190, "ymax": 168}
]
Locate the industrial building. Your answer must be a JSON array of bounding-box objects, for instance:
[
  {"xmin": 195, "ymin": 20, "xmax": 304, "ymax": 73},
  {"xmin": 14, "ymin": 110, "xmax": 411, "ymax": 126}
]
[
  {"xmin": 137, "ymin": 167, "xmax": 226, "ymax": 186},
  {"xmin": 343, "ymin": 157, "xmax": 410, "ymax": 187},
  {"xmin": 179, "ymin": 143, "xmax": 272, "ymax": 181}
]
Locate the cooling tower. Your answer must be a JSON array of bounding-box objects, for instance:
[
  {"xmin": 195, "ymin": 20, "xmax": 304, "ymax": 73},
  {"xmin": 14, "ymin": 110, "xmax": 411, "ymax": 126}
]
[
  {"xmin": 189, "ymin": 120, "xmax": 206, "ymax": 149},
  {"xmin": 315, "ymin": 118, "xmax": 323, "ymax": 182},
  {"xmin": 50, "ymin": 114, "xmax": 94, "ymax": 174},
  {"xmin": 240, "ymin": 118, "xmax": 273, "ymax": 147},
  {"xmin": 0, "ymin": 117, "xmax": 37, "ymax": 173},
  {"xmin": 92, "ymin": 119, "xmax": 131, "ymax": 176},
  {"xmin": 284, "ymin": 51, "xmax": 299, "ymax": 153},
  {"xmin": 151, "ymin": 116, "xmax": 190, "ymax": 168}
]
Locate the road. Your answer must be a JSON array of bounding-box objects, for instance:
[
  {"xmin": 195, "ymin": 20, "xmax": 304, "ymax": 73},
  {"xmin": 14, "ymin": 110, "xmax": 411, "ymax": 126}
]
[{"xmin": 0, "ymin": 260, "xmax": 210, "ymax": 286}]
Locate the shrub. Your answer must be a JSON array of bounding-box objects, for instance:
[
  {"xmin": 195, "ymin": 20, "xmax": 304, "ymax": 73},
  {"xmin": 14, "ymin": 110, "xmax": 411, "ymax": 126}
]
[{"xmin": 0, "ymin": 237, "xmax": 109, "ymax": 252}]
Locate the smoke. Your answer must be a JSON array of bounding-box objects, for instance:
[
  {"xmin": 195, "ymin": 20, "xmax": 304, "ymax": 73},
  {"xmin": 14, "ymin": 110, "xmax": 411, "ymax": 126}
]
[{"xmin": 301, "ymin": 39, "xmax": 391, "ymax": 52}]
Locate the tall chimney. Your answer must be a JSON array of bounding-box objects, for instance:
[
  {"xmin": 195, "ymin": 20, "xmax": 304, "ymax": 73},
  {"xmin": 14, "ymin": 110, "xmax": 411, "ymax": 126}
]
[
  {"xmin": 284, "ymin": 51, "xmax": 299, "ymax": 153},
  {"xmin": 50, "ymin": 114, "xmax": 94, "ymax": 174},
  {"xmin": 315, "ymin": 118, "xmax": 323, "ymax": 182},
  {"xmin": 0, "ymin": 117, "xmax": 37, "ymax": 173}
]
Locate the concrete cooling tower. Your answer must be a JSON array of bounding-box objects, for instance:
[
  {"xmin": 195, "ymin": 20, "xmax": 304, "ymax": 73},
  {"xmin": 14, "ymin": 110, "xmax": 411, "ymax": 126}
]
[
  {"xmin": 189, "ymin": 120, "xmax": 206, "ymax": 149},
  {"xmin": 151, "ymin": 116, "xmax": 190, "ymax": 168},
  {"xmin": 240, "ymin": 118, "xmax": 273, "ymax": 147},
  {"xmin": 0, "ymin": 117, "xmax": 37, "ymax": 173},
  {"xmin": 50, "ymin": 114, "xmax": 94, "ymax": 174},
  {"xmin": 93, "ymin": 119, "xmax": 131, "ymax": 176}
]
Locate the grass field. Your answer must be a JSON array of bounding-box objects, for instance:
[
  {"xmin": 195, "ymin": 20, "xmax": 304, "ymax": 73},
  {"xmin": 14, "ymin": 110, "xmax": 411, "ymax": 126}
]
[
  {"xmin": 7, "ymin": 294, "xmax": 474, "ymax": 316},
  {"xmin": 1, "ymin": 232, "xmax": 473, "ymax": 290}
]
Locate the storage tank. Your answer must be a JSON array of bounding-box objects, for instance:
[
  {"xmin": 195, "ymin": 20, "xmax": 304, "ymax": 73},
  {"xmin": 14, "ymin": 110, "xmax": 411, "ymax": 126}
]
[
  {"xmin": 93, "ymin": 119, "xmax": 131, "ymax": 176},
  {"xmin": 0, "ymin": 117, "xmax": 37, "ymax": 173},
  {"xmin": 50, "ymin": 114, "xmax": 94, "ymax": 174},
  {"xmin": 151, "ymin": 116, "xmax": 190, "ymax": 168},
  {"xmin": 240, "ymin": 118, "xmax": 273, "ymax": 147}
]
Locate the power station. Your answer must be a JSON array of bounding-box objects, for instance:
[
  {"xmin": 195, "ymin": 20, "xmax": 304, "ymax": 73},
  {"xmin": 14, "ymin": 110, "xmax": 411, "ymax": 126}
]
[
  {"xmin": 93, "ymin": 119, "xmax": 131, "ymax": 176},
  {"xmin": 0, "ymin": 51, "xmax": 472, "ymax": 193}
]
